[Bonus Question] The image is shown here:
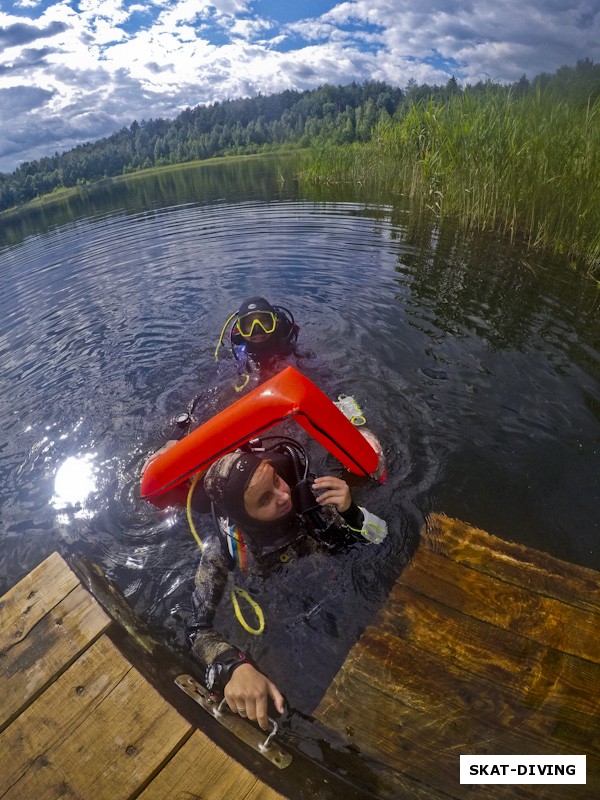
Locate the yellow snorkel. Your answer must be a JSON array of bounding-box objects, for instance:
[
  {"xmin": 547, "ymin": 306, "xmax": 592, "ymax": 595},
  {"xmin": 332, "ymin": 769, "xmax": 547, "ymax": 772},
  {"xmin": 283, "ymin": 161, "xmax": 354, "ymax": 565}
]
[{"xmin": 214, "ymin": 311, "xmax": 237, "ymax": 361}]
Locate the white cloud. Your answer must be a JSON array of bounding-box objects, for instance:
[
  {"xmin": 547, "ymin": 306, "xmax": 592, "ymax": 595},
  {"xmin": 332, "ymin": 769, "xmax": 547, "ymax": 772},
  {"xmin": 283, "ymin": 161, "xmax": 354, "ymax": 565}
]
[{"xmin": 0, "ymin": 0, "xmax": 598, "ymax": 171}]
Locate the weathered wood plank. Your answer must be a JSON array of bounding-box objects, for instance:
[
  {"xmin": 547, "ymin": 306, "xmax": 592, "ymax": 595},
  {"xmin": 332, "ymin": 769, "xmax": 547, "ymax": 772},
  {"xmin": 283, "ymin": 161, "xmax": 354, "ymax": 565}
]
[
  {"xmin": 424, "ymin": 514, "xmax": 600, "ymax": 614},
  {"xmin": 315, "ymin": 514, "xmax": 600, "ymax": 800},
  {"xmin": 138, "ymin": 730, "xmax": 286, "ymax": 800},
  {"xmin": 317, "ymin": 670, "xmax": 598, "ymax": 800},
  {"xmin": 0, "ymin": 583, "xmax": 111, "ymax": 731},
  {"xmin": 0, "ymin": 552, "xmax": 79, "ymax": 647},
  {"xmin": 398, "ymin": 546, "xmax": 600, "ymax": 663},
  {"xmin": 0, "ymin": 635, "xmax": 131, "ymax": 796},
  {"xmin": 378, "ymin": 582, "xmax": 600, "ymax": 720},
  {"xmin": 328, "ymin": 626, "xmax": 600, "ymax": 755},
  {"xmin": 1, "ymin": 664, "xmax": 192, "ymax": 800}
]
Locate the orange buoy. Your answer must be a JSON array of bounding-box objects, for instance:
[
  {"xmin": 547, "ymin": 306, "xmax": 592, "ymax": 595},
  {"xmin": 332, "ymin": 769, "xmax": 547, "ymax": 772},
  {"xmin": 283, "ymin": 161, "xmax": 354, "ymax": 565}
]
[{"xmin": 141, "ymin": 366, "xmax": 379, "ymax": 504}]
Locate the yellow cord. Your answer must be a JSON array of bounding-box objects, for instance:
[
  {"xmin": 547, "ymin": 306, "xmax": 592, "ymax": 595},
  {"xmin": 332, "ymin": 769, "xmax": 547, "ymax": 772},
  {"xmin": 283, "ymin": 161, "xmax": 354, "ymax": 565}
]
[
  {"xmin": 234, "ymin": 373, "xmax": 250, "ymax": 393},
  {"xmin": 186, "ymin": 471, "xmax": 206, "ymax": 551},
  {"xmin": 231, "ymin": 587, "xmax": 265, "ymax": 635},
  {"xmin": 186, "ymin": 471, "xmax": 265, "ymax": 636},
  {"xmin": 214, "ymin": 312, "xmax": 237, "ymax": 361}
]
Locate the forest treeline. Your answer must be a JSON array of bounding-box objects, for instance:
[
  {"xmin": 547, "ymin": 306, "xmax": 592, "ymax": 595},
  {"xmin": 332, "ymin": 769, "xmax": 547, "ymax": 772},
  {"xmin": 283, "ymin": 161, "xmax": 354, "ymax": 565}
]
[
  {"xmin": 2, "ymin": 59, "xmax": 600, "ymax": 216},
  {"xmin": 0, "ymin": 82, "xmax": 403, "ymax": 212}
]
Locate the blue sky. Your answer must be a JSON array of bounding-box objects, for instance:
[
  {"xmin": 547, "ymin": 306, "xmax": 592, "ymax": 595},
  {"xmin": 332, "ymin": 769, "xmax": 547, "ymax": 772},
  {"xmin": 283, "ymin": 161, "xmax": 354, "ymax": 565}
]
[{"xmin": 0, "ymin": 1, "xmax": 598, "ymax": 172}]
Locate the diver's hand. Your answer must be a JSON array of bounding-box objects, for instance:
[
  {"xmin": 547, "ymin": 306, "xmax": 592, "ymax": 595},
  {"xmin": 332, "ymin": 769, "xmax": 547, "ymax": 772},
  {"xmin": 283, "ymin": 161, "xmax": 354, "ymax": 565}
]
[
  {"xmin": 312, "ymin": 476, "xmax": 352, "ymax": 513},
  {"xmin": 224, "ymin": 663, "xmax": 285, "ymax": 730}
]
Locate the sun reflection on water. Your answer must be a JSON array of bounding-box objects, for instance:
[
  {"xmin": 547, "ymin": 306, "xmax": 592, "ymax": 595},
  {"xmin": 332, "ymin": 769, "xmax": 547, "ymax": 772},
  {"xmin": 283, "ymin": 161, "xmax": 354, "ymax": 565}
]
[{"xmin": 51, "ymin": 454, "xmax": 97, "ymax": 521}]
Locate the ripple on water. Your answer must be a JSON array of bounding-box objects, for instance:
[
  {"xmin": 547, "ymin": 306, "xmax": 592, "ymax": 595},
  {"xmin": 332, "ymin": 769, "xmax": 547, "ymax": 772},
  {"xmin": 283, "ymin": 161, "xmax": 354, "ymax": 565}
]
[{"xmin": 0, "ymin": 184, "xmax": 599, "ymax": 707}]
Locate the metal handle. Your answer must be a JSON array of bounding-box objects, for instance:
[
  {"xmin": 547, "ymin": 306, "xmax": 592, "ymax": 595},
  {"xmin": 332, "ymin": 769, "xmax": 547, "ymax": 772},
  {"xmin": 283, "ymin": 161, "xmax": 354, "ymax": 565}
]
[
  {"xmin": 259, "ymin": 719, "xmax": 278, "ymax": 751},
  {"xmin": 215, "ymin": 700, "xmax": 278, "ymax": 750},
  {"xmin": 215, "ymin": 697, "xmax": 229, "ymax": 716}
]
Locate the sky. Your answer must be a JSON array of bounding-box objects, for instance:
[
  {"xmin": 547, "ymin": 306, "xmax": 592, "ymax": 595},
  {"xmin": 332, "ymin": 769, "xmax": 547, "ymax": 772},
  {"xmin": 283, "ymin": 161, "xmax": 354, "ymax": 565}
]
[{"xmin": 0, "ymin": 1, "xmax": 598, "ymax": 173}]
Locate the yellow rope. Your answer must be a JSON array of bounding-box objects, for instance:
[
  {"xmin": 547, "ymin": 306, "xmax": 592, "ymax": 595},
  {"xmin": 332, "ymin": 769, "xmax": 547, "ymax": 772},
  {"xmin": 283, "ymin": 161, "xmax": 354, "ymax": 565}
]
[
  {"xmin": 186, "ymin": 471, "xmax": 205, "ymax": 551},
  {"xmin": 234, "ymin": 373, "xmax": 250, "ymax": 393},
  {"xmin": 186, "ymin": 472, "xmax": 265, "ymax": 636},
  {"xmin": 231, "ymin": 587, "xmax": 265, "ymax": 635}
]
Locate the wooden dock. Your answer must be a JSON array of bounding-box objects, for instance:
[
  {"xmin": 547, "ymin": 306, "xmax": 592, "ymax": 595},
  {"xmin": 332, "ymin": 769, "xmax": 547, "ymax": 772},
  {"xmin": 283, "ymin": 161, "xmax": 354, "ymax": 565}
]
[
  {"xmin": 0, "ymin": 551, "xmax": 287, "ymax": 800},
  {"xmin": 2, "ymin": 513, "xmax": 599, "ymax": 799},
  {"xmin": 315, "ymin": 513, "xmax": 600, "ymax": 799}
]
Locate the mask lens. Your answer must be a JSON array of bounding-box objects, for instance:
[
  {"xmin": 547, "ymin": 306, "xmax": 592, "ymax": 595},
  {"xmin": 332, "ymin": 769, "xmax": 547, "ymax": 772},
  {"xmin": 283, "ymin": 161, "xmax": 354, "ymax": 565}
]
[{"xmin": 238, "ymin": 311, "xmax": 276, "ymax": 337}]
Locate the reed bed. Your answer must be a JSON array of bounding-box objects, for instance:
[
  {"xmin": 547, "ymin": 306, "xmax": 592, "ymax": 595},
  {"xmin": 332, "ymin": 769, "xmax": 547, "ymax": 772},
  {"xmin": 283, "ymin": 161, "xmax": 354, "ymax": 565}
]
[{"xmin": 299, "ymin": 90, "xmax": 600, "ymax": 276}]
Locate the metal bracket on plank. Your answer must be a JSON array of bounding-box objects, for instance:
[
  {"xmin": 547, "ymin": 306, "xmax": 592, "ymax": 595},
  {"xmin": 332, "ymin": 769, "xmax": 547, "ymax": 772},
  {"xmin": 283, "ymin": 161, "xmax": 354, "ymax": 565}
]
[{"xmin": 175, "ymin": 674, "xmax": 292, "ymax": 769}]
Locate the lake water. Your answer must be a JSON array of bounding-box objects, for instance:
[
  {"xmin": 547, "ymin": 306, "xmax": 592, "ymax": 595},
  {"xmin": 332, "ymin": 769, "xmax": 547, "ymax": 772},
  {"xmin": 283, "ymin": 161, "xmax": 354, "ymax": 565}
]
[{"xmin": 1, "ymin": 153, "xmax": 599, "ymax": 768}]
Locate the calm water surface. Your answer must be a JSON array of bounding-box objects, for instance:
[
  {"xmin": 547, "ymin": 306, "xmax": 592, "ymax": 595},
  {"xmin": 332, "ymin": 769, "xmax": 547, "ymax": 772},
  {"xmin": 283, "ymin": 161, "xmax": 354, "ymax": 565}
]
[{"xmin": 1, "ymin": 155, "xmax": 599, "ymax": 720}]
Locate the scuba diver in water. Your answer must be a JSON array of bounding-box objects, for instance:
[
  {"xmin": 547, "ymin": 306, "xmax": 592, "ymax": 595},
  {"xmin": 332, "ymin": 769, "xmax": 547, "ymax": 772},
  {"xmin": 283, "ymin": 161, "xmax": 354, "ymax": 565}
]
[
  {"xmin": 144, "ymin": 297, "xmax": 300, "ymax": 462},
  {"xmin": 215, "ymin": 297, "xmax": 299, "ymax": 385},
  {"xmin": 186, "ymin": 437, "xmax": 387, "ymax": 731}
]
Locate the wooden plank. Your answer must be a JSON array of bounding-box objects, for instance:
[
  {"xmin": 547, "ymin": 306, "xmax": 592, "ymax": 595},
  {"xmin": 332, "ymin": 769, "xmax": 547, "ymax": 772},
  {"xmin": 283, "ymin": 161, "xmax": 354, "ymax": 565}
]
[
  {"xmin": 0, "ymin": 635, "xmax": 130, "ymax": 795},
  {"xmin": 317, "ymin": 670, "xmax": 598, "ymax": 800},
  {"xmin": 378, "ymin": 583, "xmax": 600, "ymax": 719},
  {"xmin": 138, "ymin": 730, "xmax": 287, "ymax": 800},
  {"xmin": 398, "ymin": 546, "xmax": 600, "ymax": 663},
  {"xmin": 2, "ymin": 663, "xmax": 192, "ymax": 800},
  {"xmin": 327, "ymin": 626, "xmax": 600, "ymax": 756},
  {"xmin": 0, "ymin": 552, "xmax": 79, "ymax": 647},
  {"xmin": 315, "ymin": 514, "xmax": 600, "ymax": 800},
  {"xmin": 0, "ymin": 583, "xmax": 110, "ymax": 730},
  {"xmin": 424, "ymin": 514, "xmax": 600, "ymax": 614}
]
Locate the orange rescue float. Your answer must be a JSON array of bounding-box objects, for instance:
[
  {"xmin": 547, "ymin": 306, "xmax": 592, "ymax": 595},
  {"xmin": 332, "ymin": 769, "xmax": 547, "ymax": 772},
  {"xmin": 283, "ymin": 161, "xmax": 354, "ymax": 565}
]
[{"xmin": 141, "ymin": 366, "xmax": 379, "ymax": 505}]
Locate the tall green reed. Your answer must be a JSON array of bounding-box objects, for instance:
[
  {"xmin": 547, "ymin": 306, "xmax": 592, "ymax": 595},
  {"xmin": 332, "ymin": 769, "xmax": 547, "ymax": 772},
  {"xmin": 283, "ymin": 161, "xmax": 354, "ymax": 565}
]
[{"xmin": 299, "ymin": 89, "xmax": 600, "ymax": 276}]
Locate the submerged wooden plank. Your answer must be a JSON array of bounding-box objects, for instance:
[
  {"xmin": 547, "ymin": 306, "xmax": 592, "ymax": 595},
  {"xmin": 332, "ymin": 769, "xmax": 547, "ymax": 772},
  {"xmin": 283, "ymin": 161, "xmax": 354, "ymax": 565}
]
[
  {"xmin": 334, "ymin": 626, "xmax": 600, "ymax": 757},
  {"xmin": 345, "ymin": 629, "xmax": 600, "ymax": 752},
  {"xmin": 378, "ymin": 583, "xmax": 600, "ymax": 720},
  {"xmin": 138, "ymin": 730, "xmax": 286, "ymax": 800},
  {"xmin": 2, "ymin": 662, "xmax": 192, "ymax": 800},
  {"xmin": 315, "ymin": 514, "xmax": 600, "ymax": 800},
  {"xmin": 0, "ymin": 582, "xmax": 110, "ymax": 730},
  {"xmin": 318, "ymin": 670, "xmax": 597, "ymax": 800},
  {"xmin": 424, "ymin": 513, "xmax": 600, "ymax": 613},
  {"xmin": 397, "ymin": 547, "xmax": 600, "ymax": 662},
  {"xmin": 0, "ymin": 635, "xmax": 131, "ymax": 796}
]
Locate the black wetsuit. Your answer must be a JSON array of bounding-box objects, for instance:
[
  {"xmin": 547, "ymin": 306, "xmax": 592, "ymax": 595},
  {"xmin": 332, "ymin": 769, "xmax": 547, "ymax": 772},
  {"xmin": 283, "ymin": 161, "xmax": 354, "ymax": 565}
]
[
  {"xmin": 231, "ymin": 313, "xmax": 299, "ymax": 370},
  {"xmin": 186, "ymin": 451, "xmax": 376, "ymax": 670}
]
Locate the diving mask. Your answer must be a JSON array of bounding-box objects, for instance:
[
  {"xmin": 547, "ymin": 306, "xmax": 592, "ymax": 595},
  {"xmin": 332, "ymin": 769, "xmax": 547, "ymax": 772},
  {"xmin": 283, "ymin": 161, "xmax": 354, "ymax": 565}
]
[{"xmin": 237, "ymin": 310, "xmax": 277, "ymax": 338}]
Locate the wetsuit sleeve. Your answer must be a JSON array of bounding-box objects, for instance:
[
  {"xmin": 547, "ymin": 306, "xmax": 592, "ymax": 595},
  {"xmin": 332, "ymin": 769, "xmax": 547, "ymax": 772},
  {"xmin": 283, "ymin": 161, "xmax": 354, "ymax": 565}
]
[
  {"xmin": 338, "ymin": 501, "xmax": 364, "ymax": 529},
  {"xmin": 339, "ymin": 502, "xmax": 388, "ymax": 544},
  {"xmin": 187, "ymin": 535, "xmax": 236, "ymax": 666}
]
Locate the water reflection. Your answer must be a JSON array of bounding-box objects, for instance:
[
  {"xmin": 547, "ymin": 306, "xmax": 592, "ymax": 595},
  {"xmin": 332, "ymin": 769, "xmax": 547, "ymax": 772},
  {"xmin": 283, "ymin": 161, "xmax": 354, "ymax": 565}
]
[
  {"xmin": 0, "ymin": 153, "xmax": 299, "ymax": 252},
  {"xmin": 51, "ymin": 454, "xmax": 97, "ymax": 520}
]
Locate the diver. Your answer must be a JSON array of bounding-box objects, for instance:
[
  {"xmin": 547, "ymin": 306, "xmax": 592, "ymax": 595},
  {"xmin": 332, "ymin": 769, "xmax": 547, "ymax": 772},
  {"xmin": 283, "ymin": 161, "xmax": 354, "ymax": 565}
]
[
  {"xmin": 186, "ymin": 436, "xmax": 387, "ymax": 731},
  {"xmin": 215, "ymin": 296, "xmax": 299, "ymax": 376},
  {"xmin": 142, "ymin": 297, "xmax": 300, "ymax": 460}
]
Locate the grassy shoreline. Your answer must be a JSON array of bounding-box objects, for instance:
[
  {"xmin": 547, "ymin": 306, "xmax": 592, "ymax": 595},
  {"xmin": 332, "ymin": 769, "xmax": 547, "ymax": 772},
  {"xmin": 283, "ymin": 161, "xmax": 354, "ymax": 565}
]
[{"xmin": 298, "ymin": 90, "xmax": 600, "ymax": 278}]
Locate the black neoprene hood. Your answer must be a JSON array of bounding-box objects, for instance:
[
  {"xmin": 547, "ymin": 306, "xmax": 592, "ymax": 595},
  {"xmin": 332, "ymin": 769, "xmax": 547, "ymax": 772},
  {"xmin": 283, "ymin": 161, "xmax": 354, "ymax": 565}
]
[{"xmin": 237, "ymin": 296, "xmax": 274, "ymax": 315}]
